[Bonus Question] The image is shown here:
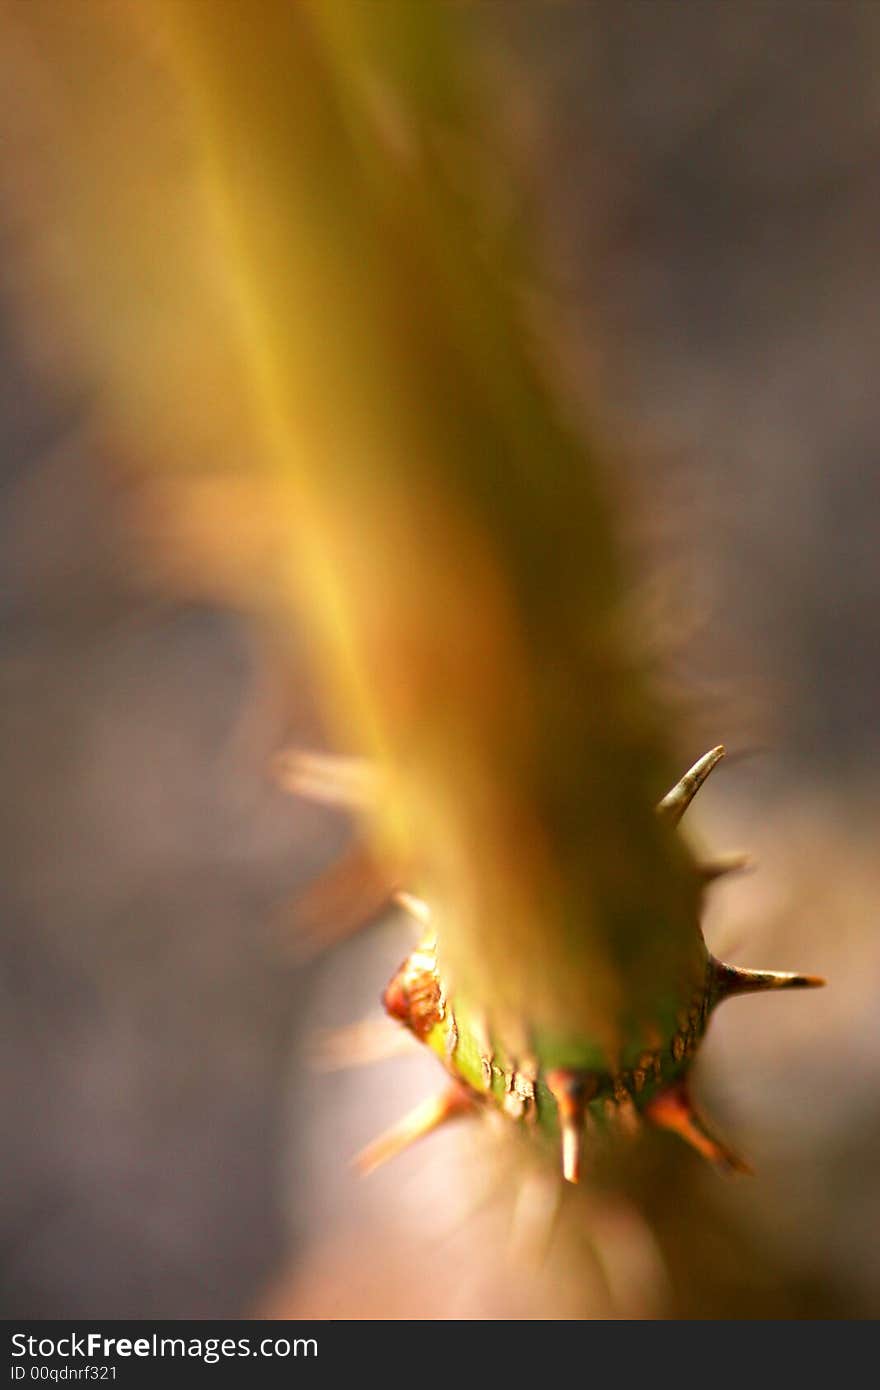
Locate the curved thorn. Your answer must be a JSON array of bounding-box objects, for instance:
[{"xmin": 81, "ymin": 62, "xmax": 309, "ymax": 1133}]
[
  {"xmin": 657, "ymin": 745, "xmax": 726, "ymax": 826},
  {"xmin": 646, "ymin": 1079, "xmax": 753, "ymax": 1175},
  {"xmin": 712, "ymin": 958, "xmax": 826, "ymax": 1000},
  {"xmin": 354, "ymin": 1084, "xmax": 475, "ymax": 1176},
  {"xmin": 698, "ymin": 850, "xmax": 753, "ymax": 882}
]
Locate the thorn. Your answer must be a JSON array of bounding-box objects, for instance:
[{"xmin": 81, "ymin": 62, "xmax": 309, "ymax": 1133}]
[
  {"xmin": 291, "ymin": 842, "xmax": 397, "ymax": 958},
  {"xmin": 392, "ymin": 891, "xmax": 432, "ymax": 927},
  {"xmin": 546, "ymin": 1069, "xmax": 599, "ymax": 1184},
  {"xmin": 697, "ymin": 850, "xmax": 753, "ymax": 882},
  {"xmin": 309, "ymin": 1017, "xmax": 419, "ymax": 1071},
  {"xmin": 656, "ymin": 745, "xmax": 726, "ymax": 826},
  {"xmin": 646, "ymin": 1079, "xmax": 753, "ymax": 1175},
  {"xmin": 274, "ymin": 749, "xmax": 379, "ymax": 809},
  {"xmin": 354, "ymin": 1085, "xmax": 475, "ymax": 1176},
  {"xmin": 712, "ymin": 958, "xmax": 826, "ymax": 1000}
]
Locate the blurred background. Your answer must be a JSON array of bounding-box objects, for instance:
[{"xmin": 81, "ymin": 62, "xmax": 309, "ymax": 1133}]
[{"xmin": 0, "ymin": 0, "xmax": 877, "ymax": 1318}]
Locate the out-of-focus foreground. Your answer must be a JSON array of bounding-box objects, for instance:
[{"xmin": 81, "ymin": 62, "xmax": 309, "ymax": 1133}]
[{"xmin": 0, "ymin": 1, "xmax": 877, "ymax": 1318}]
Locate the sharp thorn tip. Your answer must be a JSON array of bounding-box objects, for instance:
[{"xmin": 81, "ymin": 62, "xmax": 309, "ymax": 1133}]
[
  {"xmin": 712, "ymin": 959, "xmax": 826, "ymax": 1000},
  {"xmin": 646, "ymin": 1079, "xmax": 750, "ymax": 1175},
  {"xmin": 657, "ymin": 745, "xmax": 726, "ymax": 825},
  {"xmin": 354, "ymin": 1085, "xmax": 474, "ymax": 1176}
]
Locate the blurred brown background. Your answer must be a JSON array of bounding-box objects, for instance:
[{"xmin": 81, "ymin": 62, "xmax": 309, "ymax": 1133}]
[{"xmin": 0, "ymin": 0, "xmax": 877, "ymax": 1318}]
